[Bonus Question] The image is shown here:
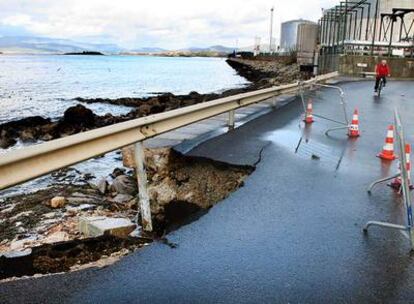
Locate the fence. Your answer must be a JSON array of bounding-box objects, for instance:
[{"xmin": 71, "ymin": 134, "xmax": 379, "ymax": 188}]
[
  {"xmin": 0, "ymin": 71, "xmax": 338, "ymax": 231},
  {"xmin": 364, "ymin": 109, "xmax": 414, "ymax": 251}
]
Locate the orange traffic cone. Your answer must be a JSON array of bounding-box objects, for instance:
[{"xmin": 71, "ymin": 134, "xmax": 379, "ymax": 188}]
[
  {"xmin": 303, "ymin": 99, "xmax": 314, "ymax": 124},
  {"xmin": 390, "ymin": 143, "xmax": 412, "ymax": 190},
  {"xmin": 377, "ymin": 125, "xmax": 397, "ymax": 160},
  {"xmin": 348, "ymin": 109, "xmax": 360, "ymax": 137}
]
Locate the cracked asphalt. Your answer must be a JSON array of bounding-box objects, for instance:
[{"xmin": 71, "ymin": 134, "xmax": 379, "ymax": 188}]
[{"xmin": 1, "ymin": 80, "xmax": 414, "ymax": 303}]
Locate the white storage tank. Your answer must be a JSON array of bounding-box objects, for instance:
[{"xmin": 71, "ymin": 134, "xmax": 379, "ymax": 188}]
[{"xmin": 280, "ymin": 19, "xmax": 316, "ymax": 51}]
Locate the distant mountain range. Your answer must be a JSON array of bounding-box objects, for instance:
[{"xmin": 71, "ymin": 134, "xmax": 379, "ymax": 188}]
[
  {"xmin": 179, "ymin": 45, "xmax": 235, "ymax": 53},
  {"xmin": 0, "ymin": 36, "xmax": 236, "ymax": 55},
  {"xmin": 0, "ymin": 36, "xmax": 124, "ymax": 54}
]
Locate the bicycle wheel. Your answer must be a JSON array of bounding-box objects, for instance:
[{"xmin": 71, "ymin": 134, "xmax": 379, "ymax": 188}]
[{"xmin": 378, "ymin": 79, "xmax": 383, "ymax": 97}]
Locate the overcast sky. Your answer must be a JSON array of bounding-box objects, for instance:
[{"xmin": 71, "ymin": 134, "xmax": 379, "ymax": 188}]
[{"xmin": 0, "ymin": 0, "xmax": 338, "ymax": 49}]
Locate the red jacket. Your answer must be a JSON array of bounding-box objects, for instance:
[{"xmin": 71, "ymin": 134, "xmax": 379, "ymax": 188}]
[{"xmin": 376, "ymin": 64, "xmax": 390, "ymax": 77}]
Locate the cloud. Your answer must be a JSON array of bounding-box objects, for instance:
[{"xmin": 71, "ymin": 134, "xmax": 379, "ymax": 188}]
[{"xmin": 0, "ymin": 0, "xmax": 338, "ymax": 48}]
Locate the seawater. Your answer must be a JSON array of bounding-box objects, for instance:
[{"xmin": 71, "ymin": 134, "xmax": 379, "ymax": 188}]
[{"xmin": 0, "ymin": 54, "xmax": 247, "ymax": 123}]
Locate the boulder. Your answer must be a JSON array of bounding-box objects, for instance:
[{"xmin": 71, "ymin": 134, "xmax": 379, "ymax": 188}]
[
  {"xmin": 138, "ymin": 104, "xmax": 152, "ymax": 116},
  {"xmin": 111, "ymin": 167, "xmax": 126, "ymax": 178},
  {"xmin": 110, "ymin": 175, "xmax": 137, "ymax": 196},
  {"xmin": 49, "ymin": 196, "xmax": 67, "ymax": 208},
  {"xmin": 112, "ymin": 194, "xmax": 134, "ymax": 204},
  {"xmin": 148, "ymin": 177, "xmax": 177, "ymax": 206},
  {"xmin": 96, "ymin": 178, "xmax": 108, "ymax": 194},
  {"xmin": 62, "ymin": 104, "xmax": 95, "ymax": 127}
]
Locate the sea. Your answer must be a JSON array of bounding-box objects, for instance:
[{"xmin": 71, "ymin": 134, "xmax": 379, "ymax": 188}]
[
  {"xmin": 0, "ymin": 55, "xmax": 248, "ymax": 197},
  {"xmin": 0, "ymin": 54, "xmax": 247, "ymax": 123}
]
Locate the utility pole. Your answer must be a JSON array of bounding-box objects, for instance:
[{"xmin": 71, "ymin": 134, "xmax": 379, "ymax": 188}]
[{"xmin": 269, "ymin": 6, "xmax": 274, "ymax": 53}]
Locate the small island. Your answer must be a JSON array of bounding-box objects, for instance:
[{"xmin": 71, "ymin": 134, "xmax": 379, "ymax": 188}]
[{"xmin": 64, "ymin": 51, "xmax": 104, "ymax": 55}]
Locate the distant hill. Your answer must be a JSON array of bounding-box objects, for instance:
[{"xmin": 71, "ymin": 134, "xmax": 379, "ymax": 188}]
[
  {"xmin": 129, "ymin": 47, "xmax": 167, "ymax": 53},
  {"xmin": 0, "ymin": 36, "xmax": 124, "ymax": 54},
  {"xmin": 179, "ymin": 45, "xmax": 234, "ymax": 53},
  {"xmin": 0, "ymin": 36, "xmax": 235, "ymax": 56}
]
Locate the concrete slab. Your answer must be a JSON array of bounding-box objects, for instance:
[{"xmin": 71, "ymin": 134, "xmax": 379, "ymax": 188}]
[{"xmin": 78, "ymin": 216, "xmax": 136, "ymax": 238}]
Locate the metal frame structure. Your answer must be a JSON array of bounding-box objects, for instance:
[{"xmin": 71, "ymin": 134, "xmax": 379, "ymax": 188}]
[
  {"xmin": 299, "ymin": 82, "xmax": 350, "ymax": 136},
  {"xmin": 0, "ymin": 72, "xmax": 338, "ymax": 231},
  {"xmin": 364, "ymin": 109, "xmax": 414, "ymax": 251},
  {"xmin": 319, "ymin": 1, "xmax": 414, "ymax": 57}
]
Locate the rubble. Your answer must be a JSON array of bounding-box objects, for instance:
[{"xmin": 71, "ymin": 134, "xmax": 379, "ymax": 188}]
[{"xmin": 0, "ymin": 147, "xmax": 253, "ymax": 280}]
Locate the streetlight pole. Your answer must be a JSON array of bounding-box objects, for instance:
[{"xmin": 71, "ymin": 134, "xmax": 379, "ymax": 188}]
[{"xmin": 269, "ymin": 6, "xmax": 274, "ymax": 53}]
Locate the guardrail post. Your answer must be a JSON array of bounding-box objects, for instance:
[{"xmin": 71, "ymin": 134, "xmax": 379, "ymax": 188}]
[
  {"xmin": 134, "ymin": 141, "xmax": 153, "ymax": 232},
  {"xmin": 228, "ymin": 110, "xmax": 235, "ymax": 130}
]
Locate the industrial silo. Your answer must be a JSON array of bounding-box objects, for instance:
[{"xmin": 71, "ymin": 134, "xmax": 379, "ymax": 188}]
[{"xmin": 280, "ymin": 19, "xmax": 316, "ymax": 52}]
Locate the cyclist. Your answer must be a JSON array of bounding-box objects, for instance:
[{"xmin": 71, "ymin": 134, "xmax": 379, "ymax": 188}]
[{"xmin": 374, "ymin": 59, "xmax": 391, "ymax": 93}]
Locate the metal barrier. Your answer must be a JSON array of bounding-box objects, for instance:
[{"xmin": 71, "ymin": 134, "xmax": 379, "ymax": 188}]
[
  {"xmin": 299, "ymin": 82, "xmax": 350, "ymax": 135},
  {"xmin": 0, "ymin": 71, "xmax": 338, "ymax": 231},
  {"xmin": 364, "ymin": 109, "xmax": 414, "ymax": 251}
]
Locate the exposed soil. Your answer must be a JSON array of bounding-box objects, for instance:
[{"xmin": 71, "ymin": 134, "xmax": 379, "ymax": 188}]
[
  {"xmin": 0, "ymin": 235, "xmax": 150, "ymax": 280},
  {"xmin": 0, "ymin": 148, "xmax": 253, "ymax": 280}
]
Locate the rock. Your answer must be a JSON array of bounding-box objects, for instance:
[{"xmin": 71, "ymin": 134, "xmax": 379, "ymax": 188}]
[
  {"xmin": 138, "ymin": 103, "xmax": 152, "ymax": 116},
  {"xmin": 43, "ymin": 212, "xmax": 57, "ymax": 219},
  {"xmin": 9, "ymin": 236, "xmax": 37, "ymax": 251},
  {"xmin": 148, "ymin": 177, "xmax": 177, "ymax": 206},
  {"xmin": 42, "ymin": 231, "xmax": 70, "ymax": 244},
  {"xmin": 66, "ymin": 197, "xmax": 99, "ymax": 205},
  {"xmin": 65, "ymin": 204, "xmax": 96, "ymax": 212},
  {"xmin": 49, "ymin": 196, "xmax": 67, "ymax": 208},
  {"xmin": 2, "ymin": 248, "xmax": 32, "ymax": 258},
  {"xmin": 110, "ymin": 175, "xmax": 137, "ymax": 196},
  {"xmin": 19, "ymin": 129, "xmax": 36, "ymax": 141},
  {"xmin": 78, "ymin": 216, "xmax": 136, "ymax": 238},
  {"xmin": 96, "ymin": 178, "xmax": 108, "ymax": 194},
  {"xmin": 121, "ymin": 145, "xmax": 136, "ymax": 168},
  {"xmin": 112, "ymin": 194, "xmax": 134, "ymax": 204},
  {"xmin": 0, "ymin": 134, "xmax": 16, "ymax": 149},
  {"xmin": 62, "ymin": 104, "xmax": 95, "ymax": 127},
  {"xmin": 111, "ymin": 167, "xmax": 126, "ymax": 178}
]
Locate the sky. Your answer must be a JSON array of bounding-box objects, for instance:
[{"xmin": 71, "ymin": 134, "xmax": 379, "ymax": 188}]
[{"xmin": 0, "ymin": 0, "xmax": 339, "ymax": 49}]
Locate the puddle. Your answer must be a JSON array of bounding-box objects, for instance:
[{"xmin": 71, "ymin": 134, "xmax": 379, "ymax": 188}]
[{"xmin": 264, "ymin": 127, "xmax": 346, "ymax": 169}]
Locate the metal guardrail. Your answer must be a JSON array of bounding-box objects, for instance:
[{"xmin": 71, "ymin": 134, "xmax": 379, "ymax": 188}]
[
  {"xmin": 0, "ymin": 71, "xmax": 338, "ymax": 231},
  {"xmin": 0, "ymin": 71, "xmax": 338, "ymax": 191}
]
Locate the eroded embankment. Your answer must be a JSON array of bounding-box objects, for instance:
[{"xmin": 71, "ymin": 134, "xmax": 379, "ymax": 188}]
[{"xmin": 0, "ymin": 148, "xmax": 253, "ymax": 280}]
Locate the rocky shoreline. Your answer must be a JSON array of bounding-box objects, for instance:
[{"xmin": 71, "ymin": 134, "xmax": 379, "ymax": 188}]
[{"xmin": 0, "ymin": 58, "xmax": 301, "ymax": 149}]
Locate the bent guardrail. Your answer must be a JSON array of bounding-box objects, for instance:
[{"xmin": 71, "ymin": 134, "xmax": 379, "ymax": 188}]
[{"xmin": 0, "ymin": 71, "xmax": 338, "ymax": 231}]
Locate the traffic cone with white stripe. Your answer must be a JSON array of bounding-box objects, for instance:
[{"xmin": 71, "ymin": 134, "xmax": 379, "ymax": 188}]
[
  {"xmin": 303, "ymin": 99, "xmax": 314, "ymax": 124},
  {"xmin": 389, "ymin": 143, "xmax": 412, "ymax": 190},
  {"xmin": 348, "ymin": 109, "xmax": 360, "ymax": 137},
  {"xmin": 377, "ymin": 125, "xmax": 397, "ymax": 160}
]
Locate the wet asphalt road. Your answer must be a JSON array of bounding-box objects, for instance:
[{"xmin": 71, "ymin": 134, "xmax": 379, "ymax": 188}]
[{"xmin": 1, "ymin": 80, "xmax": 414, "ymax": 303}]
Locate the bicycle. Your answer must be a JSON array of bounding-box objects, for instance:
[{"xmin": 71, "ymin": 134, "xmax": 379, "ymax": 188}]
[{"xmin": 376, "ymin": 77, "xmax": 385, "ymax": 97}]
